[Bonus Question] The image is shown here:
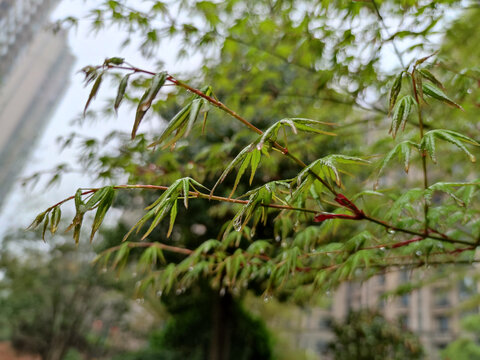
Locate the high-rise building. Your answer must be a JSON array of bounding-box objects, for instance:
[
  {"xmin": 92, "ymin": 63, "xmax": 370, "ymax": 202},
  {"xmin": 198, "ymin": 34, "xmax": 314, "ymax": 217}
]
[
  {"xmin": 0, "ymin": 0, "xmax": 74, "ymax": 210},
  {"xmin": 294, "ymin": 270, "xmax": 477, "ymax": 359},
  {"xmin": 0, "ymin": 0, "xmax": 58, "ymax": 77}
]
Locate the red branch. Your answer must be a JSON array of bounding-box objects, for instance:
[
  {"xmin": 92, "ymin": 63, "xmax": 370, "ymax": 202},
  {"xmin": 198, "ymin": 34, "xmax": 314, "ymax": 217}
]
[
  {"xmin": 315, "ymin": 193, "xmax": 365, "ymax": 222},
  {"xmin": 391, "ymin": 237, "xmax": 423, "ymax": 248}
]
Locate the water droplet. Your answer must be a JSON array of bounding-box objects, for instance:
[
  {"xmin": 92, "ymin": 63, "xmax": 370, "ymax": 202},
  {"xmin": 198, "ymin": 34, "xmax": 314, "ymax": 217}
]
[
  {"xmin": 387, "ymin": 228, "xmax": 395, "ymax": 235},
  {"xmin": 135, "ymin": 298, "xmax": 145, "ymax": 304},
  {"xmin": 189, "ymin": 266, "xmax": 194, "ymax": 272},
  {"xmin": 219, "ymin": 287, "xmax": 226, "ymax": 297},
  {"xmin": 311, "ymin": 248, "xmax": 317, "ymax": 253},
  {"xmin": 380, "ymin": 247, "xmax": 386, "ymax": 251},
  {"xmin": 135, "ymin": 281, "xmax": 141, "ymax": 288},
  {"xmin": 325, "ymin": 290, "xmax": 331, "ymax": 296},
  {"xmin": 175, "ymin": 289, "xmax": 182, "ymax": 295},
  {"xmin": 275, "ymin": 236, "xmax": 281, "ymax": 242},
  {"xmin": 263, "ymin": 294, "xmax": 272, "ymax": 303},
  {"xmin": 415, "ymin": 250, "xmax": 422, "ymax": 256},
  {"xmin": 102, "ymin": 268, "xmax": 107, "ymax": 273},
  {"xmin": 132, "ymin": 272, "xmax": 137, "ymax": 277},
  {"xmin": 156, "ymin": 290, "xmax": 163, "ymax": 297},
  {"xmin": 281, "ymin": 241, "xmax": 287, "ymax": 248}
]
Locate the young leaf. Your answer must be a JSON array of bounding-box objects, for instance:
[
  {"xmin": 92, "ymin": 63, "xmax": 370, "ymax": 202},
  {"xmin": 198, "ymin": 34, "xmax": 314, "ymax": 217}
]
[
  {"xmin": 49, "ymin": 206, "xmax": 61, "ymax": 235},
  {"xmin": 389, "ymin": 72, "xmax": 403, "ymax": 114},
  {"xmin": 167, "ymin": 200, "xmax": 178, "ymax": 238},
  {"xmin": 131, "ymin": 89, "xmax": 150, "ymax": 139},
  {"xmin": 28, "ymin": 211, "xmax": 47, "ymax": 230},
  {"xmin": 90, "ymin": 187, "xmax": 115, "ymax": 242},
  {"xmin": 418, "ymin": 69, "xmax": 445, "ymax": 90},
  {"xmin": 185, "ymin": 98, "xmax": 202, "ymax": 137},
  {"xmin": 211, "ymin": 143, "xmax": 255, "ymax": 195},
  {"xmin": 257, "ymin": 118, "xmax": 335, "ymax": 150},
  {"xmin": 114, "ymin": 74, "xmax": 130, "ymax": 112},
  {"xmin": 375, "ymin": 141, "xmax": 419, "ymax": 189},
  {"xmin": 230, "ymin": 152, "xmax": 252, "ymax": 197},
  {"xmin": 390, "ymin": 95, "xmax": 415, "ymax": 138},
  {"xmin": 140, "ymin": 71, "xmax": 168, "ymax": 111},
  {"xmin": 249, "ymin": 149, "xmax": 261, "ymax": 185},
  {"xmin": 84, "ymin": 71, "xmax": 104, "ymax": 116},
  {"xmin": 422, "ymin": 82, "xmax": 464, "ymax": 110},
  {"xmin": 149, "ymin": 102, "xmax": 192, "ymax": 147},
  {"xmin": 421, "ymin": 129, "xmax": 479, "ymax": 163}
]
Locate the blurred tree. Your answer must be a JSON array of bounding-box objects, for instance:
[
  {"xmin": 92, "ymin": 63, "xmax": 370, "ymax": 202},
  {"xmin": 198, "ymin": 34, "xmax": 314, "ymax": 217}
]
[
  {"xmin": 328, "ymin": 310, "xmax": 424, "ymax": 360},
  {"xmin": 442, "ymin": 314, "xmax": 480, "ymax": 360},
  {"xmin": 113, "ymin": 285, "xmax": 273, "ymax": 360},
  {"xmin": 0, "ymin": 234, "xmax": 129, "ymax": 360}
]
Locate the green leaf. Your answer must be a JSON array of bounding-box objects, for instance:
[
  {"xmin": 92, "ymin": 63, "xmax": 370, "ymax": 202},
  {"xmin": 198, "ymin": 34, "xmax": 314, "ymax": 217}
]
[
  {"xmin": 113, "ymin": 242, "xmax": 131, "ymax": 269},
  {"xmin": 74, "ymin": 188, "xmax": 85, "ymax": 213},
  {"xmin": 49, "ymin": 206, "xmax": 61, "ymax": 235},
  {"xmin": 257, "ymin": 118, "xmax": 335, "ymax": 150},
  {"xmin": 389, "ymin": 72, "xmax": 403, "ymax": 114},
  {"xmin": 422, "ymin": 82, "xmax": 464, "ymax": 110},
  {"xmin": 421, "ymin": 130, "xmax": 480, "ymax": 163},
  {"xmin": 84, "ymin": 71, "xmax": 103, "ymax": 116},
  {"xmin": 230, "ymin": 152, "xmax": 252, "ymax": 197},
  {"xmin": 90, "ymin": 187, "xmax": 115, "ymax": 242},
  {"xmin": 42, "ymin": 213, "xmax": 49, "ymax": 241},
  {"xmin": 390, "ymin": 95, "xmax": 415, "ymax": 139},
  {"xmin": 140, "ymin": 71, "xmax": 168, "ymax": 111},
  {"xmin": 149, "ymin": 102, "xmax": 192, "ymax": 147},
  {"xmin": 426, "ymin": 182, "xmax": 479, "ymax": 207},
  {"xmin": 104, "ymin": 57, "xmax": 124, "ymax": 65},
  {"xmin": 375, "ymin": 141, "xmax": 419, "ymax": 189},
  {"xmin": 182, "ymin": 178, "xmax": 190, "ymax": 209},
  {"xmin": 27, "ymin": 211, "xmax": 47, "ymax": 230},
  {"xmin": 167, "ymin": 200, "xmax": 178, "ymax": 238},
  {"xmin": 114, "ymin": 74, "xmax": 130, "ymax": 112},
  {"xmin": 185, "ymin": 98, "xmax": 202, "ymax": 137},
  {"xmin": 73, "ymin": 215, "xmax": 84, "ymax": 245},
  {"xmin": 249, "ymin": 149, "xmax": 261, "ymax": 185},
  {"xmin": 131, "ymin": 89, "xmax": 150, "ymax": 139},
  {"xmin": 418, "ymin": 69, "xmax": 445, "ymax": 90},
  {"xmin": 211, "ymin": 143, "xmax": 255, "ymax": 195},
  {"xmin": 297, "ymin": 155, "xmax": 368, "ymax": 188},
  {"xmin": 85, "ymin": 187, "xmax": 109, "ymax": 210}
]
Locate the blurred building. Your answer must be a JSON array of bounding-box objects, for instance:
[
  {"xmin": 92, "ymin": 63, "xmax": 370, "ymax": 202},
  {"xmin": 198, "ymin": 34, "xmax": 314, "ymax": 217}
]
[
  {"xmin": 0, "ymin": 0, "xmax": 74, "ymax": 209},
  {"xmin": 0, "ymin": 0, "xmax": 58, "ymax": 76},
  {"xmin": 295, "ymin": 270, "xmax": 476, "ymax": 359}
]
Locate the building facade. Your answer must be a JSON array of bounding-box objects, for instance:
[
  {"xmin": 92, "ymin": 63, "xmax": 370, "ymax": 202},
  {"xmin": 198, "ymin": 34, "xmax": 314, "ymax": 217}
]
[
  {"xmin": 0, "ymin": 0, "xmax": 58, "ymax": 77},
  {"xmin": 0, "ymin": 0, "xmax": 73, "ymax": 210},
  {"xmin": 294, "ymin": 269, "xmax": 477, "ymax": 359}
]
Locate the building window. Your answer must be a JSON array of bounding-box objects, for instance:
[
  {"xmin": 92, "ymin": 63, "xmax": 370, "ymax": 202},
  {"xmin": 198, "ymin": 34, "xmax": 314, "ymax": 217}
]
[
  {"xmin": 316, "ymin": 340, "xmax": 328, "ymax": 354},
  {"xmin": 399, "ymin": 269, "xmax": 409, "ymax": 283},
  {"xmin": 378, "ymin": 273, "xmax": 386, "ymax": 285},
  {"xmin": 436, "ymin": 315, "xmax": 449, "ymax": 333},
  {"xmin": 400, "ymin": 294, "xmax": 410, "ymax": 307},
  {"xmin": 318, "ymin": 317, "xmax": 331, "ymax": 330},
  {"xmin": 459, "ymin": 277, "xmax": 476, "ymax": 300},
  {"xmin": 433, "ymin": 288, "xmax": 450, "ymax": 307}
]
